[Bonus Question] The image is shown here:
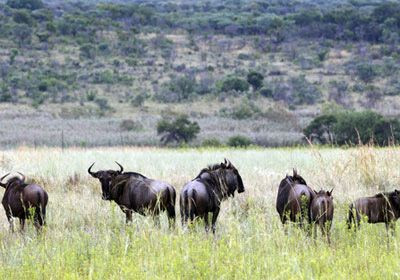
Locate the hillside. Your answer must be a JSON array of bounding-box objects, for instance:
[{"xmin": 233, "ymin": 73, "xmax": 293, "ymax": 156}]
[{"xmin": 1, "ymin": 0, "xmax": 400, "ymax": 147}]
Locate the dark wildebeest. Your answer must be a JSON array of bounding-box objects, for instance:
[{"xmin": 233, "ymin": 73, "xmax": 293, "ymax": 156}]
[
  {"xmin": 276, "ymin": 169, "xmax": 315, "ymax": 228},
  {"xmin": 0, "ymin": 172, "xmax": 48, "ymax": 231},
  {"xmin": 348, "ymin": 190, "xmax": 400, "ymax": 235},
  {"xmin": 88, "ymin": 162, "xmax": 176, "ymax": 226},
  {"xmin": 180, "ymin": 159, "xmax": 245, "ymax": 233},
  {"xmin": 310, "ymin": 189, "xmax": 334, "ymax": 243}
]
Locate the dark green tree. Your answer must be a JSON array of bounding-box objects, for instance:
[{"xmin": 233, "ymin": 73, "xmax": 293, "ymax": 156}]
[
  {"xmin": 157, "ymin": 115, "xmax": 200, "ymax": 145},
  {"xmin": 7, "ymin": 0, "xmax": 44, "ymax": 10},
  {"xmin": 247, "ymin": 71, "xmax": 264, "ymax": 91}
]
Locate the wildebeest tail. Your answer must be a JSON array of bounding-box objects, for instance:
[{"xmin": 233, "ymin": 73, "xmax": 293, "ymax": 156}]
[
  {"xmin": 188, "ymin": 189, "xmax": 197, "ymax": 221},
  {"xmin": 35, "ymin": 191, "xmax": 45, "ymax": 226},
  {"xmin": 165, "ymin": 187, "xmax": 176, "ymax": 220}
]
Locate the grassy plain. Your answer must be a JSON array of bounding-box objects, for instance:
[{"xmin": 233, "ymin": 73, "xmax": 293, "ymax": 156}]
[{"xmin": 0, "ymin": 146, "xmax": 399, "ymax": 279}]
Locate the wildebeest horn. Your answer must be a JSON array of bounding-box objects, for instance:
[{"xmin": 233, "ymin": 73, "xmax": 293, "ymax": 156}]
[
  {"xmin": 293, "ymin": 168, "xmax": 298, "ymax": 176},
  {"xmin": 17, "ymin": 172, "xmax": 25, "ymax": 182},
  {"xmin": 328, "ymin": 187, "xmax": 334, "ymax": 195},
  {"xmin": 115, "ymin": 161, "xmax": 124, "ymax": 173},
  {"xmin": 88, "ymin": 162, "xmax": 96, "ymax": 176},
  {"xmin": 0, "ymin": 172, "xmax": 10, "ymax": 187}
]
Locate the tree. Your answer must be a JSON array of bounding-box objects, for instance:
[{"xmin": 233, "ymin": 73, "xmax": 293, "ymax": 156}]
[
  {"xmin": 218, "ymin": 76, "xmax": 249, "ymax": 93},
  {"xmin": 247, "ymin": 71, "xmax": 264, "ymax": 91},
  {"xmin": 304, "ymin": 111, "xmax": 400, "ymax": 146},
  {"xmin": 12, "ymin": 24, "xmax": 32, "ymax": 47},
  {"xmin": 7, "ymin": 0, "xmax": 44, "ymax": 10},
  {"xmin": 157, "ymin": 115, "xmax": 200, "ymax": 145}
]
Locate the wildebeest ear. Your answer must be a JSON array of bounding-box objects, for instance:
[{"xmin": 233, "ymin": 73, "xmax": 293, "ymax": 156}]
[
  {"xmin": 395, "ymin": 189, "xmax": 400, "ymax": 195},
  {"xmin": 0, "ymin": 182, "xmax": 5, "ymax": 188},
  {"xmin": 293, "ymin": 168, "xmax": 298, "ymax": 176}
]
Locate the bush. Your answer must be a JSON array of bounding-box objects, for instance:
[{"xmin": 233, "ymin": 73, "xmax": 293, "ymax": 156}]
[
  {"xmin": 155, "ymin": 75, "xmax": 197, "ymax": 102},
  {"xmin": 218, "ymin": 76, "xmax": 249, "ymax": 93},
  {"xmin": 227, "ymin": 135, "xmax": 253, "ymax": 147},
  {"xmin": 7, "ymin": 0, "xmax": 44, "ymax": 10},
  {"xmin": 94, "ymin": 97, "xmax": 111, "ymax": 111},
  {"xmin": 355, "ymin": 62, "xmax": 379, "ymax": 83},
  {"xmin": 221, "ymin": 100, "xmax": 261, "ymax": 120},
  {"xmin": 247, "ymin": 71, "xmax": 264, "ymax": 91},
  {"xmin": 259, "ymin": 87, "xmax": 273, "ymax": 98},
  {"xmin": 157, "ymin": 115, "xmax": 200, "ymax": 145},
  {"xmin": 120, "ymin": 120, "xmax": 143, "ymax": 131},
  {"xmin": 202, "ymin": 138, "xmax": 223, "ymax": 147},
  {"xmin": 304, "ymin": 110, "xmax": 400, "ymax": 146}
]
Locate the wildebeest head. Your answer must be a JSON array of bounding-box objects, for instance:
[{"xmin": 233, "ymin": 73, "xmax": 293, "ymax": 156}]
[
  {"xmin": 391, "ymin": 189, "xmax": 400, "ymax": 208},
  {"xmin": 315, "ymin": 188, "xmax": 334, "ymax": 197},
  {"xmin": 88, "ymin": 162, "xmax": 124, "ymax": 200},
  {"xmin": 223, "ymin": 158, "xmax": 245, "ymax": 195},
  {"xmin": 0, "ymin": 172, "xmax": 26, "ymax": 189}
]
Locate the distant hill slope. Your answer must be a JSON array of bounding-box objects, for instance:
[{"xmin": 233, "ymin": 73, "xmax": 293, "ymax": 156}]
[{"xmin": 0, "ymin": 0, "xmax": 400, "ymax": 147}]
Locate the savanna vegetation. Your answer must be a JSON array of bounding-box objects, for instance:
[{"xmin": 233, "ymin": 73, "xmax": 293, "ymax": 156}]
[
  {"xmin": 1, "ymin": 0, "xmax": 400, "ymax": 147},
  {"xmin": 0, "ymin": 146, "xmax": 399, "ymax": 278}
]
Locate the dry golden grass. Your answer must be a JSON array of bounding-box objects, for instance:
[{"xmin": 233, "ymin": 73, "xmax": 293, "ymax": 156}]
[{"xmin": 0, "ymin": 146, "xmax": 399, "ymax": 279}]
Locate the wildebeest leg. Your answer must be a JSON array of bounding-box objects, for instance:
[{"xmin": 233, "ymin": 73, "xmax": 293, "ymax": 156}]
[
  {"xmin": 211, "ymin": 208, "xmax": 220, "ymax": 234},
  {"xmin": 166, "ymin": 204, "xmax": 176, "ymax": 229},
  {"xmin": 313, "ymin": 223, "xmax": 317, "ymax": 240},
  {"xmin": 19, "ymin": 219, "xmax": 25, "ymax": 232},
  {"xmin": 153, "ymin": 215, "xmax": 161, "ymax": 228},
  {"xmin": 6, "ymin": 213, "xmax": 14, "ymax": 233},
  {"xmin": 125, "ymin": 210, "xmax": 133, "ymax": 224},
  {"xmin": 203, "ymin": 213, "xmax": 210, "ymax": 233}
]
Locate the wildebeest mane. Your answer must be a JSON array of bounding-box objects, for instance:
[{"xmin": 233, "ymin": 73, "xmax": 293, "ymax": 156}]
[
  {"xmin": 194, "ymin": 163, "xmax": 232, "ymax": 198},
  {"xmin": 5, "ymin": 176, "xmax": 28, "ymax": 188}
]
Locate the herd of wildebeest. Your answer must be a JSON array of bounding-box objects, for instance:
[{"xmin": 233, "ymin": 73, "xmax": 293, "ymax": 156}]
[{"xmin": 0, "ymin": 158, "xmax": 400, "ymax": 242}]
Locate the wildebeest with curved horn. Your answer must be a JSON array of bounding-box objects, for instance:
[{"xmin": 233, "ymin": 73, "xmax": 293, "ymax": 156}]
[
  {"xmin": 276, "ymin": 169, "xmax": 315, "ymax": 228},
  {"xmin": 348, "ymin": 190, "xmax": 400, "ymax": 234},
  {"xmin": 88, "ymin": 162, "xmax": 176, "ymax": 226},
  {"xmin": 0, "ymin": 172, "xmax": 48, "ymax": 231},
  {"xmin": 310, "ymin": 189, "xmax": 334, "ymax": 243},
  {"xmin": 180, "ymin": 159, "xmax": 245, "ymax": 233}
]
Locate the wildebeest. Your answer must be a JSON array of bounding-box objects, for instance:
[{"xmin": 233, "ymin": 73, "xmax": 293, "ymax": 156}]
[
  {"xmin": 276, "ymin": 169, "xmax": 315, "ymax": 228},
  {"xmin": 0, "ymin": 172, "xmax": 48, "ymax": 231},
  {"xmin": 310, "ymin": 189, "xmax": 334, "ymax": 243},
  {"xmin": 348, "ymin": 190, "xmax": 400, "ymax": 234},
  {"xmin": 88, "ymin": 162, "xmax": 176, "ymax": 226},
  {"xmin": 180, "ymin": 159, "xmax": 245, "ymax": 233}
]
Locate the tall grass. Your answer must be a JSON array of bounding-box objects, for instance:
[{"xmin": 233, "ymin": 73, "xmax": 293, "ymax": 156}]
[{"xmin": 0, "ymin": 146, "xmax": 399, "ymax": 279}]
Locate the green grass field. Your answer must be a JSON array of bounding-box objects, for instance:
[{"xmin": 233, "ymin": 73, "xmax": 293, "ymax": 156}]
[{"xmin": 0, "ymin": 146, "xmax": 399, "ymax": 279}]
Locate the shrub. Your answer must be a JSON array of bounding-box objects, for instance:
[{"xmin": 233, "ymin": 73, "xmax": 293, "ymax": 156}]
[
  {"xmin": 94, "ymin": 97, "xmax": 111, "ymax": 111},
  {"xmin": 227, "ymin": 135, "xmax": 253, "ymax": 147},
  {"xmin": 355, "ymin": 62, "xmax": 379, "ymax": 83},
  {"xmin": 218, "ymin": 76, "xmax": 249, "ymax": 93},
  {"xmin": 80, "ymin": 43, "xmax": 96, "ymax": 60},
  {"xmin": 120, "ymin": 120, "xmax": 143, "ymax": 131},
  {"xmin": 247, "ymin": 71, "xmax": 264, "ymax": 91},
  {"xmin": 157, "ymin": 115, "xmax": 200, "ymax": 145},
  {"xmin": 259, "ymin": 87, "xmax": 273, "ymax": 98},
  {"xmin": 221, "ymin": 100, "xmax": 262, "ymax": 120},
  {"xmin": 304, "ymin": 110, "xmax": 400, "ymax": 146},
  {"xmin": 202, "ymin": 138, "xmax": 223, "ymax": 147},
  {"xmin": 289, "ymin": 75, "xmax": 322, "ymax": 105},
  {"xmin": 155, "ymin": 75, "xmax": 197, "ymax": 102},
  {"xmin": 7, "ymin": 0, "xmax": 44, "ymax": 10},
  {"xmin": 131, "ymin": 93, "xmax": 147, "ymax": 107}
]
